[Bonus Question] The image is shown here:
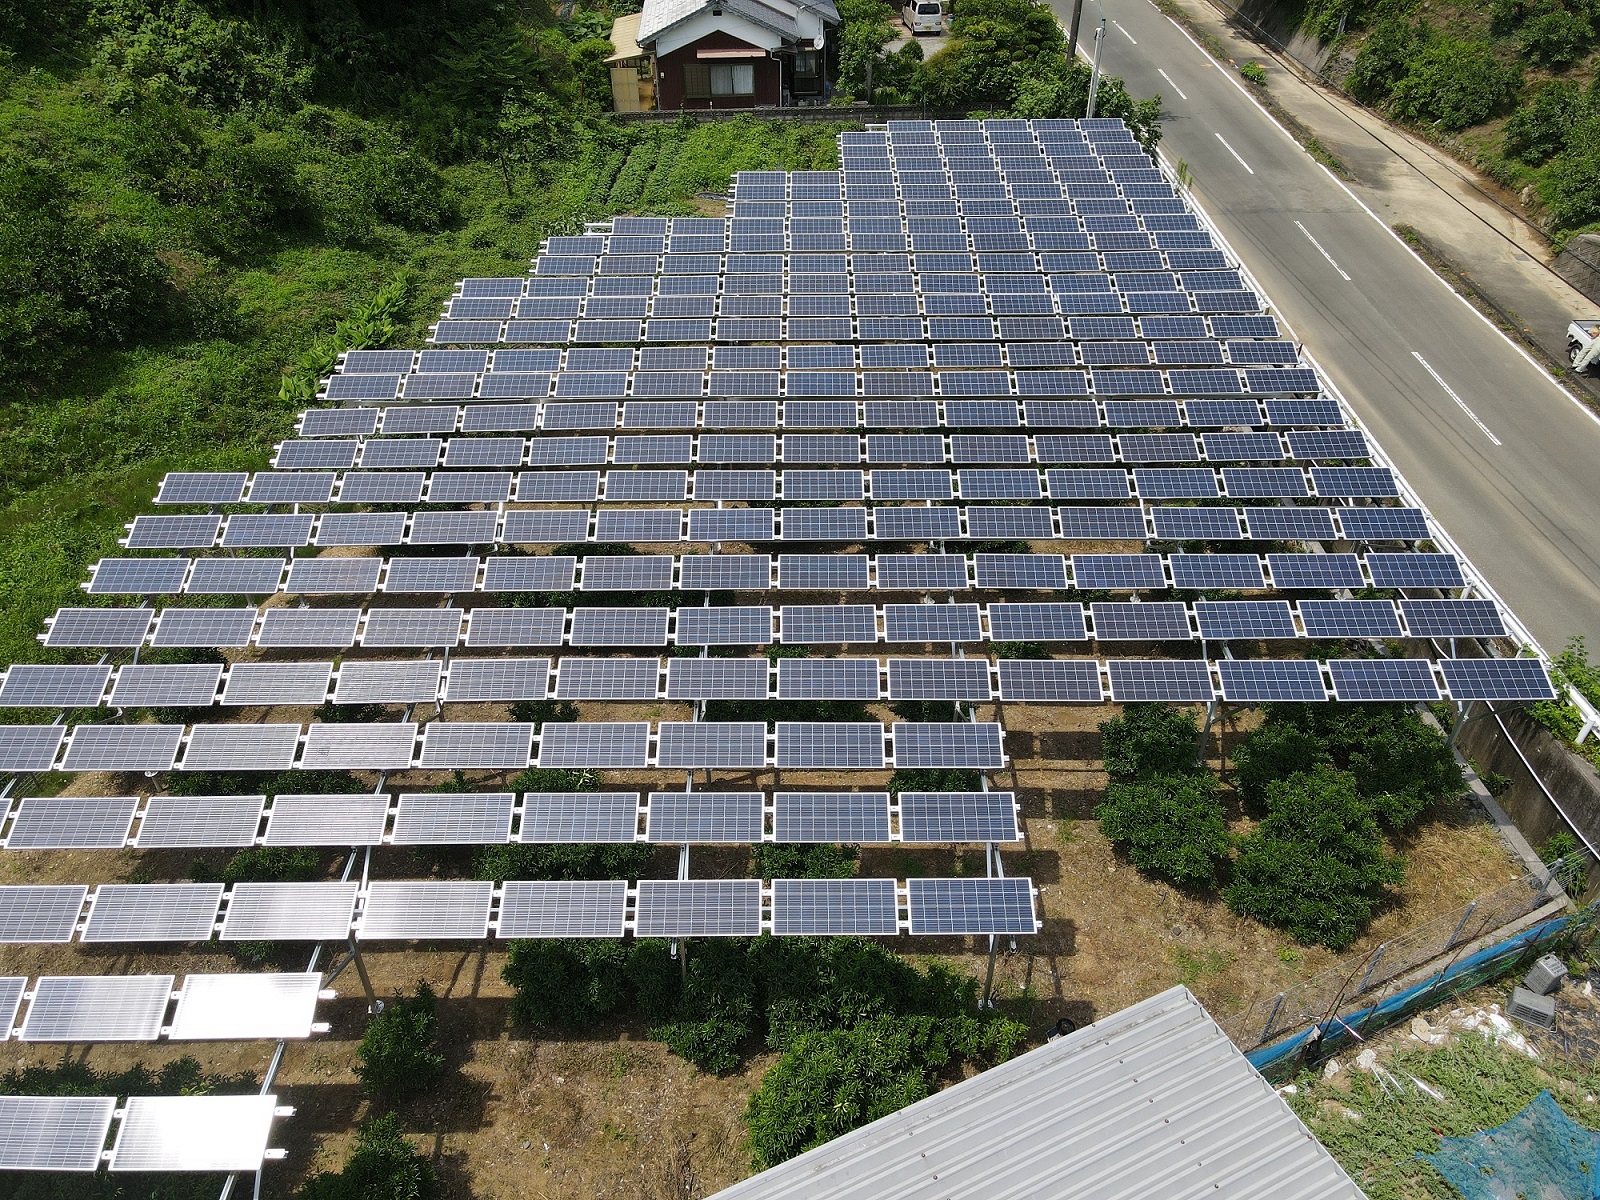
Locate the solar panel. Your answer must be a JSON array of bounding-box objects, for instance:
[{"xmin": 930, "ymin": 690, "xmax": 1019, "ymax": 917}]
[
  {"xmin": 501, "ymin": 510, "xmax": 591, "ymax": 543},
  {"xmin": 634, "ymin": 879, "xmax": 762, "ymax": 937},
  {"xmin": 579, "ymin": 554, "xmax": 675, "ymax": 592},
  {"xmin": 646, "ymin": 792, "xmax": 764, "ymax": 842},
  {"xmin": 299, "ymin": 722, "xmax": 417, "ymax": 770},
  {"xmin": 906, "ymin": 877, "xmax": 1036, "ymax": 935},
  {"xmin": 664, "ymin": 657, "xmax": 768, "ymax": 700},
  {"xmin": 772, "ymin": 791, "xmax": 891, "ymax": 843},
  {"xmin": 892, "ymin": 722, "xmax": 1004, "ymax": 767},
  {"xmin": 85, "ymin": 558, "xmax": 189, "ymax": 596},
  {"xmin": 0, "ymin": 1096, "xmax": 116, "ymax": 1170},
  {"xmin": 103, "ymin": 663, "xmax": 222, "ymax": 708},
  {"xmin": 1439, "ymin": 658, "xmax": 1556, "ymax": 701},
  {"xmin": 498, "ymin": 879, "xmax": 629, "ymax": 937},
  {"xmin": 166, "ymin": 972, "xmax": 324, "ymax": 1040},
  {"xmin": 974, "ymin": 553, "xmax": 1068, "ymax": 589},
  {"xmin": 482, "ymin": 555, "xmax": 578, "ymax": 591},
  {"xmin": 464, "ymin": 607, "xmax": 567, "ymax": 647},
  {"xmin": 1216, "ymin": 659, "xmax": 1328, "ymax": 702},
  {"xmin": 46, "ymin": 607, "xmax": 156, "ymax": 648},
  {"xmin": 778, "ymin": 553, "xmax": 870, "ymax": 590},
  {"xmin": 62, "ymin": 724, "xmax": 184, "ymax": 772},
  {"xmin": 0, "ymin": 885, "xmax": 86, "ymax": 942},
  {"xmin": 5, "ymin": 795, "xmax": 138, "ymax": 849},
  {"xmin": 333, "ymin": 660, "xmax": 444, "ymax": 705},
  {"xmin": 219, "ymin": 661, "xmax": 332, "ymax": 706},
  {"xmin": 18, "ymin": 975, "xmax": 174, "ymax": 1042},
  {"xmin": 569, "ymin": 607, "xmax": 669, "ymax": 647},
  {"xmin": 133, "ymin": 795, "xmax": 264, "ymax": 848},
  {"xmin": 1169, "ymin": 552, "xmax": 1267, "ymax": 590},
  {"xmin": 359, "ymin": 881, "xmax": 494, "ymax": 940},
  {"xmin": 1044, "ymin": 469, "xmax": 1131, "ymax": 500},
  {"xmin": 361, "ymin": 608, "xmax": 466, "ymax": 648},
  {"xmin": 771, "ymin": 878, "xmax": 899, "ymax": 936},
  {"xmin": 781, "ymin": 507, "xmax": 869, "ymax": 542},
  {"xmin": 594, "ymin": 510, "xmax": 683, "ymax": 542},
  {"xmin": 517, "ymin": 792, "xmax": 639, "ymax": 843},
  {"xmin": 1399, "ymin": 599, "xmax": 1505, "ymax": 638},
  {"xmin": 1105, "ymin": 659, "xmax": 1215, "ymax": 702},
  {"xmin": 537, "ymin": 721, "xmax": 650, "ymax": 767},
  {"xmin": 388, "ymin": 792, "xmax": 515, "ymax": 845},
  {"xmin": 1366, "ymin": 553, "xmax": 1464, "ymax": 589},
  {"xmin": 1266, "ymin": 552, "xmax": 1364, "ymax": 589},
  {"xmin": 337, "ymin": 472, "xmax": 425, "ymax": 505},
  {"xmin": 1310, "ymin": 466, "xmax": 1398, "ymax": 498},
  {"xmin": 417, "ymin": 721, "xmax": 535, "ymax": 769},
  {"xmin": 264, "ymin": 794, "xmax": 389, "ymax": 845},
  {"xmin": 286, "ymin": 556, "xmax": 385, "ymax": 592},
  {"xmin": 1242, "ymin": 506, "xmax": 1338, "ymax": 540},
  {"xmin": 1336, "ymin": 507, "xmax": 1430, "ymax": 541},
  {"xmin": 219, "ymin": 882, "xmax": 360, "ymax": 941},
  {"xmin": 552, "ymin": 658, "xmax": 659, "ymax": 701},
  {"xmin": 177, "ymin": 722, "xmax": 302, "ymax": 773},
  {"xmin": 887, "ymin": 658, "xmax": 992, "ymax": 700},
  {"xmin": 774, "ymin": 722, "xmax": 885, "ymax": 768},
  {"xmin": 898, "ymin": 790, "xmax": 1021, "ymax": 842},
  {"xmin": 877, "ymin": 554, "xmax": 970, "ymax": 591},
  {"xmin": 1299, "ymin": 599, "xmax": 1404, "ymax": 638},
  {"xmin": 439, "ymin": 658, "xmax": 549, "ymax": 703},
  {"xmin": 1070, "ymin": 553, "xmax": 1166, "ymax": 589},
  {"xmin": 1092, "ymin": 602, "xmax": 1192, "ymax": 640},
  {"xmin": 879, "ymin": 603, "xmax": 982, "ymax": 644},
  {"xmin": 657, "ymin": 721, "xmax": 767, "ymax": 768},
  {"xmin": 0, "ymin": 664, "xmax": 113, "ymax": 708},
  {"xmin": 81, "ymin": 883, "xmax": 222, "ymax": 943},
  {"xmin": 382, "ymin": 556, "xmax": 481, "ymax": 593},
  {"xmin": 1327, "ymin": 657, "xmax": 1442, "ymax": 701},
  {"xmin": 779, "ymin": 604, "xmax": 878, "ymax": 643},
  {"xmin": 675, "ymin": 605, "xmax": 774, "ymax": 645},
  {"xmin": 1151, "ymin": 507, "xmax": 1244, "ymax": 541}
]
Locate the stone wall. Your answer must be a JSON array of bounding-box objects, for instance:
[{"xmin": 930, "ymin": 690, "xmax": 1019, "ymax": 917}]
[{"xmin": 1556, "ymin": 234, "xmax": 1600, "ymax": 308}]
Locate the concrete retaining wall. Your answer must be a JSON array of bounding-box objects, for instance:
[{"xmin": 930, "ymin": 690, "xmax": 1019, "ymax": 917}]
[{"xmin": 1556, "ymin": 235, "xmax": 1600, "ymax": 307}]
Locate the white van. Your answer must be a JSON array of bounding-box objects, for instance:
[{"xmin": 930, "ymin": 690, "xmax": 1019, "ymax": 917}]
[{"xmin": 904, "ymin": 0, "xmax": 943, "ymax": 33}]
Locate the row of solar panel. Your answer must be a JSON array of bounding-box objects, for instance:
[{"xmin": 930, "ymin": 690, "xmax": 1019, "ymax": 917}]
[
  {"xmin": 0, "ymin": 1093, "xmax": 285, "ymax": 1174},
  {"xmin": 293, "ymin": 396, "xmax": 1337, "ymax": 438},
  {"xmin": 45, "ymin": 595, "xmax": 1482, "ymax": 659},
  {"xmin": 262, "ymin": 430, "xmax": 1358, "ymax": 468},
  {"xmin": 0, "ymin": 720, "xmax": 1008, "ymax": 773},
  {"xmin": 0, "ymin": 876, "xmax": 1040, "ymax": 942},
  {"xmin": 241, "ymin": 465, "xmax": 1380, "ymax": 503},
  {"xmin": 0, "ymin": 641, "xmax": 1516, "ymax": 717},
  {"xmin": 103, "ymin": 506, "xmax": 1420, "ymax": 567},
  {"xmin": 0, "ymin": 972, "xmax": 324, "ymax": 1042},
  {"xmin": 332, "ymin": 342, "xmax": 1295, "ymax": 390},
  {"xmin": 80, "ymin": 551, "xmax": 1458, "ymax": 609},
  {"xmin": 0, "ymin": 790, "xmax": 1021, "ymax": 849},
  {"xmin": 425, "ymin": 310, "xmax": 1288, "ymax": 350}
]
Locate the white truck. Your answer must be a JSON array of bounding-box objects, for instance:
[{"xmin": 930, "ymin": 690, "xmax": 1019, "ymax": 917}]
[{"xmin": 1571, "ymin": 319, "xmax": 1600, "ymax": 375}]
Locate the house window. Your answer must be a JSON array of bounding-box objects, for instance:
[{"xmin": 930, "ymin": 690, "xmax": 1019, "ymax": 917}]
[
  {"xmin": 712, "ymin": 62, "xmax": 755, "ymax": 95},
  {"xmin": 794, "ymin": 50, "xmax": 819, "ymax": 81},
  {"xmin": 684, "ymin": 63, "xmax": 712, "ymax": 98}
]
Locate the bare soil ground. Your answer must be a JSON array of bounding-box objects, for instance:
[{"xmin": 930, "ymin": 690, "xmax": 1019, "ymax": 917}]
[{"xmin": 0, "ymin": 694, "xmax": 1526, "ymax": 1199}]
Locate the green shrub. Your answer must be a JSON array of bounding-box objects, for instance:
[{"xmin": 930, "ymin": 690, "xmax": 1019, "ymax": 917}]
[
  {"xmin": 504, "ymin": 939, "xmax": 634, "ymax": 1028},
  {"xmin": 1540, "ymin": 119, "xmax": 1600, "ymax": 233},
  {"xmin": 506, "ymin": 699, "xmax": 579, "ymax": 726},
  {"xmin": 1344, "ymin": 16, "xmax": 1423, "ymax": 103},
  {"xmin": 1240, "ymin": 61, "xmax": 1268, "ymax": 85},
  {"xmin": 745, "ymin": 1014, "xmax": 1026, "ymax": 1167},
  {"xmin": 218, "ymin": 845, "xmax": 320, "ymax": 885},
  {"xmin": 886, "ymin": 767, "xmax": 983, "ymax": 796},
  {"xmin": 1233, "ymin": 721, "xmax": 1330, "ymax": 809},
  {"xmin": 1515, "ymin": 6, "xmax": 1594, "ymax": 66},
  {"xmin": 300, "ymin": 1113, "xmax": 435, "ymax": 1200},
  {"xmin": 1098, "ymin": 703, "xmax": 1200, "ymax": 780},
  {"xmin": 473, "ymin": 841, "xmax": 655, "ymax": 884},
  {"xmin": 990, "ymin": 640, "xmax": 1052, "ymax": 659},
  {"xmin": 651, "ymin": 940, "xmax": 762, "ymax": 1073},
  {"xmin": 1504, "ymin": 82, "xmax": 1585, "ymax": 164},
  {"xmin": 1225, "ymin": 767, "xmax": 1405, "ymax": 949},
  {"xmin": 1095, "ymin": 771, "xmax": 1230, "ymax": 889},
  {"xmin": 355, "ymin": 984, "xmax": 445, "ymax": 1099},
  {"xmin": 751, "ymin": 842, "xmax": 860, "ymax": 878},
  {"xmin": 1388, "ymin": 36, "xmax": 1521, "ymax": 131}
]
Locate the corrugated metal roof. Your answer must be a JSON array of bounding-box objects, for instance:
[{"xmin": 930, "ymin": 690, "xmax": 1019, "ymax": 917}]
[
  {"xmin": 607, "ymin": 12, "xmax": 646, "ymax": 62},
  {"xmin": 638, "ymin": 0, "xmax": 808, "ymax": 45},
  {"xmin": 709, "ymin": 987, "xmax": 1366, "ymax": 1200}
]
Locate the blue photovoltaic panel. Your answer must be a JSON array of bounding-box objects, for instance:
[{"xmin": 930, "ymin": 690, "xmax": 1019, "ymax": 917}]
[
  {"xmin": 881, "ymin": 603, "xmax": 983, "ymax": 643},
  {"xmin": 987, "ymin": 602, "xmax": 1087, "ymax": 641},
  {"xmin": 1399, "ymin": 599, "xmax": 1506, "ymax": 638},
  {"xmin": 771, "ymin": 879, "xmax": 899, "ymax": 936},
  {"xmin": 677, "ymin": 555, "xmax": 773, "ymax": 591},
  {"xmin": 1169, "ymin": 553, "xmax": 1267, "ymax": 590},
  {"xmin": 778, "ymin": 554, "xmax": 870, "ymax": 591},
  {"xmin": 1150, "ymin": 507, "xmax": 1243, "ymax": 541},
  {"xmin": 772, "ymin": 791, "xmax": 891, "ymax": 843},
  {"xmin": 877, "ymin": 554, "xmax": 969, "ymax": 591},
  {"xmin": 886, "ymin": 658, "xmax": 991, "ymax": 701},
  {"xmin": 1105, "ymin": 660, "xmax": 1215, "ymax": 702},
  {"xmin": 1193, "ymin": 600, "xmax": 1296, "ymax": 639},
  {"xmin": 965, "ymin": 506, "xmax": 1054, "ymax": 539},
  {"xmin": 1242, "ymin": 507, "xmax": 1338, "ymax": 540},
  {"xmin": 1337, "ymin": 508, "xmax": 1430, "ymax": 541},
  {"xmin": 780, "ymin": 605, "xmax": 878, "ymax": 644},
  {"xmin": 995, "ymin": 658, "xmax": 1103, "ymax": 702},
  {"xmin": 1071, "ymin": 553, "xmax": 1166, "ymax": 589},
  {"xmin": 906, "ymin": 878, "xmax": 1035, "ymax": 935},
  {"xmin": 899, "ymin": 791, "xmax": 1020, "ymax": 842},
  {"xmin": 1366, "ymin": 553, "xmax": 1464, "ymax": 589},
  {"xmin": 775, "ymin": 722, "xmax": 886, "ymax": 769},
  {"xmin": 974, "ymin": 553, "xmax": 1068, "ymax": 590},
  {"xmin": 1091, "ymin": 602, "xmax": 1192, "ymax": 640},
  {"xmin": 1045, "ymin": 470, "xmax": 1131, "ymax": 500},
  {"xmin": 891, "ymin": 721, "xmax": 1004, "ymax": 768},
  {"xmin": 674, "ymin": 605, "xmax": 773, "ymax": 646},
  {"xmin": 1266, "ymin": 553, "xmax": 1364, "ymax": 589},
  {"xmin": 1328, "ymin": 658, "xmax": 1442, "ymax": 701},
  {"xmin": 1262, "ymin": 400, "xmax": 1343, "ymax": 426},
  {"xmin": 1299, "ymin": 599, "xmax": 1404, "ymax": 638},
  {"xmin": 1286, "ymin": 430, "xmax": 1369, "ymax": 459},
  {"xmin": 646, "ymin": 792, "xmax": 764, "ymax": 843},
  {"xmin": 1439, "ymin": 658, "xmax": 1556, "ymax": 701},
  {"xmin": 873, "ymin": 506, "xmax": 963, "ymax": 540},
  {"xmin": 777, "ymin": 657, "xmax": 881, "ymax": 701},
  {"xmin": 1133, "ymin": 468, "xmax": 1219, "ymax": 499},
  {"xmin": 1217, "ymin": 659, "xmax": 1328, "ymax": 702},
  {"xmin": 1310, "ymin": 466, "xmax": 1399, "ymax": 497}
]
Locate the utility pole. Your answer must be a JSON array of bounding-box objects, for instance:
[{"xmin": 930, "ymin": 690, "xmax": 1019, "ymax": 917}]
[
  {"xmin": 1085, "ymin": 17, "xmax": 1106, "ymax": 117},
  {"xmin": 1067, "ymin": 0, "xmax": 1085, "ymax": 58}
]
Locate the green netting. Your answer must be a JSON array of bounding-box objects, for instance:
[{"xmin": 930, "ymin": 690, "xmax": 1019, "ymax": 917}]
[{"xmin": 1420, "ymin": 1090, "xmax": 1600, "ymax": 1200}]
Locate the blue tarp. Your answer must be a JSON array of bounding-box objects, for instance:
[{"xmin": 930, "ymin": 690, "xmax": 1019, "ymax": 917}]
[{"xmin": 1421, "ymin": 1090, "xmax": 1600, "ymax": 1200}]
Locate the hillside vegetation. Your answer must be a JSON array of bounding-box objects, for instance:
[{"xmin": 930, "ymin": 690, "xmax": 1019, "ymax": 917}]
[{"xmin": 1297, "ymin": 0, "xmax": 1599, "ymax": 240}]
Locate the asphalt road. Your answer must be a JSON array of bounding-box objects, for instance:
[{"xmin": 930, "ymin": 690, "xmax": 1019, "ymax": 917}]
[{"xmin": 1052, "ymin": 0, "xmax": 1600, "ymax": 652}]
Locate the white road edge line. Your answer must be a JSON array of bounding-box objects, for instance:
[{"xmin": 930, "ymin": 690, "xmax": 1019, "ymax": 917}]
[
  {"xmin": 1214, "ymin": 133, "xmax": 1255, "ymax": 174},
  {"xmin": 1314, "ymin": 163, "xmax": 1599, "ymax": 426},
  {"xmin": 1293, "ymin": 220, "xmax": 1352, "ymax": 281},
  {"xmin": 1163, "ymin": 15, "xmax": 1300, "ymax": 148},
  {"xmin": 1412, "ymin": 351, "xmax": 1503, "ymax": 446},
  {"xmin": 1156, "ymin": 68, "xmax": 1188, "ymax": 100},
  {"xmin": 1112, "ymin": 19, "xmax": 1138, "ymax": 42}
]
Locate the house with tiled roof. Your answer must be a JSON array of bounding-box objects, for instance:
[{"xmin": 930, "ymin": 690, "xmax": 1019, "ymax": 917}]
[{"xmin": 636, "ymin": 0, "xmax": 838, "ymax": 109}]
